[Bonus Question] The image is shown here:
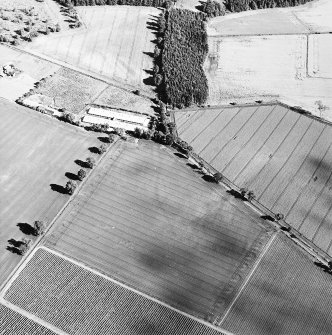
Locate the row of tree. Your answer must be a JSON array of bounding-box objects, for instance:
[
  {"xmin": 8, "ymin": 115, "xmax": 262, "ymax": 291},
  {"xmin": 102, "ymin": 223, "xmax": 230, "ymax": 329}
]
[
  {"xmin": 133, "ymin": 101, "xmax": 177, "ymax": 145},
  {"xmin": 155, "ymin": 9, "xmax": 209, "ymax": 108},
  {"xmin": 225, "ymin": 0, "xmax": 313, "ymax": 12},
  {"xmin": 56, "ymin": 0, "xmax": 173, "ymax": 8}
]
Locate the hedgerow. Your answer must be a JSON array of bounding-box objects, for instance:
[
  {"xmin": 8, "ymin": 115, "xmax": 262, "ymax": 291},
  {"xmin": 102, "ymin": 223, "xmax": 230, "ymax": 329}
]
[
  {"xmin": 56, "ymin": 0, "xmax": 173, "ymax": 8},
  {"xmin": 225, "ymin": 0, "xmax": 313, "ymax": 12},
  {"xmin": 155, "ymin": 9, "xmax": 209, "ymax": 108}
]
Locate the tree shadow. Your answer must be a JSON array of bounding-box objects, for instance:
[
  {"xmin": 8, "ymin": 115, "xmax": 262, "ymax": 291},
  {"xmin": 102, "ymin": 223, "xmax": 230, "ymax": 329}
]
[
  {"xmin": 88, "ymin": 146, "xmax": 100, "ymax": 154},
  {"xmin": 75, "ymin": 159, "xmax": 88, "ymax": 168},
  {"xmin": 98, "ymin": 136, "xmax": 110, "ymax": 143},
  {"xmin": 174, "ymin": 152, "xmax": 187, "ymax": 159},
  {"xmin": 226, "ymin": 189, "xmax": 247, "ymax": 201},
  {"xmin": 143, "ymin": 51, "xmax": 154, "ymax": 58},
  {"xmin": 261, "ymin": 215, "xmax": 275, "ymax": 222},
  {"xmin": 314, "ymin": 261, "xmax": 331, "ymax": 273},
  {"xmin": 6, "ymin": 246, "xmax": 21, "ymax": 255},
  {"xmin": 187, "ymin": 162, "xmax": 199, "ymax": 170},
  {"xmin": 8, "ymin": 238, "xmax": 24, "ymax": 248},
  {"xmin": 65, "ymin": 172, "xmax": 78, "ymax": 181},
  {"xmin": 202, "ymin": 175, "xmax": 216, "ymax": 183},
  {"xmin": 17, "ymin": 222, "xmax": 36, "ymax": 236},
  {"xmin": 143, "ymin": 76, "xmax": 155, "ymax": 87},
  {"xmin": 50, "ymin": 183, "xmax": 67, "ymax": 194}
]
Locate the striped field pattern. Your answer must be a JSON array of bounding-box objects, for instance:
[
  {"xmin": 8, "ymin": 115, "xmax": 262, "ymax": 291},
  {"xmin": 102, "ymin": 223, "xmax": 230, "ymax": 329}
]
[
  {"xmin": 175, "ymin": 104, "xmax": 332, "ymax": 256},
  {"xmin": 221, "ymin": 234, "xmax": 332, "ymax": 335},
  {"xmin": 24, "ymin": 6, "xmax": 158, "ymax": 91},
  {"xmin": 43, "ymin": 140, "xmax": 273, "ymax": 323},
  {"xmin": 4, "ymin": 247, "xmax": 229, "ymax": 335},
  {"xmin": 0, "ymin": 304, "xmax": 57, "ymax": 335}
]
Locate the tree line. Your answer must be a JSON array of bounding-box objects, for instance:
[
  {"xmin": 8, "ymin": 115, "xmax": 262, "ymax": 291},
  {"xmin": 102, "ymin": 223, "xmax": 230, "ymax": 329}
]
[
  {"xmin": 225, "ymin": 0, "xmax": 313, "ymax": 11},
  {"xmin": 56, "ymin": 0, "xmax": 172, "ymax": 8},
  {"xmin": 154, "ymin": 9, "xmax": 209, "ymax": 108}
]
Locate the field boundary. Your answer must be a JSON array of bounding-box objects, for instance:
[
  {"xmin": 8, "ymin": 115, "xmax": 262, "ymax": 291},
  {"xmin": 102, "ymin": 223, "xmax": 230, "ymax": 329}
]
[
  {"xmin": 174, "ymin": 108, "xmax": 332, "ymax": 268},
  {"xmin": 217, "ymin": 233, "xmax": 278, "ymax": 326},
  {"xmin": 2, "ymin": 246, "xmax": 235, "ymax": 335},
  {"xmin": 0, "ymin": 43, "xmax": 155, "ymax": 100},
  {"xmin": 0, "ymin": 298, "xmax": 67, "ymax": 335},
  {"xmin": 0, "ymin": 138, "xmax": 121, "ymax": 294}
]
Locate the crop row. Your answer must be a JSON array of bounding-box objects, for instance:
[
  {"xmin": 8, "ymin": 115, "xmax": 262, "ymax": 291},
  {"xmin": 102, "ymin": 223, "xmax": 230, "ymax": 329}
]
[
  {"xmin": 222, "ymin": 235, "xmax": 332, "ymax": 335},
  {"xmin": 0, "ymin": 304, "xmax": 56, "ymax": 335},
  {"xmin": 5, "ymin": 248, "xmax": 228, "ymax": 335}
]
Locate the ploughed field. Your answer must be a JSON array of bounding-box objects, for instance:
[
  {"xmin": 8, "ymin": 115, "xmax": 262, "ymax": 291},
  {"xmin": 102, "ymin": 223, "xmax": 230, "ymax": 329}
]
[
  {"xmin": 175, "ymin": 104, "xmax": 332, "ymax": 256},
  {"xmin": 0, "ymin": 303, "xmax": 57, "ymax": 335},
  {"xmin": 3, "ymin": 247, "xmax": 229, "ymax": 335},
  {"xmin": 43, "ymin": 140, "xmax": 273, "ymax": 322},
  {"xmin": 221, "ymin": 234, "xmax": 332, "ymax": 335},
  {"xmin": 24, "ymin": 6, "xmax": 158, "ymax": 92},
  {"xmin": 0, "ymin": 98, "xmax": 100, "ymax": 285}
]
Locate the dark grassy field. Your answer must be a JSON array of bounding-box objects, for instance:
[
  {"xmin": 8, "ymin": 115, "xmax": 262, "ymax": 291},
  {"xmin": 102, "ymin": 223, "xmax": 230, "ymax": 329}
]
[
  {"xmin": 175, "ymin": 104, "xmax": 332, "ymax": 256},
  {"xmin": 43, "ymin": 139, "xmax": 273, "ymax": 322}
]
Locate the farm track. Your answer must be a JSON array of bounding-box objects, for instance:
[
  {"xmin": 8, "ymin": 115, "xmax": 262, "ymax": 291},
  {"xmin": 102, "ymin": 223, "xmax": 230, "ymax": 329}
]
[
  {"xmin": 42, "ymin": 140, "xmax": 273, "ymax": 322},
  {"xmin": 175, "ymin": 103, "xmax": 332, "ymax": 256},
  {"xmin": 3, "ymin": 247, "xmax": 232, "ymax": 335}
]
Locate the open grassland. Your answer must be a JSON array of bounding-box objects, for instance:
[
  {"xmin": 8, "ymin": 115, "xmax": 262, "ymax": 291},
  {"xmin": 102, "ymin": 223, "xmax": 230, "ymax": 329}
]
[
  {"xmin": 205, "ymin": 33, "xmax": 332, "ymax": 119},
  {"xmin": 24, "ymin": 6, "xmax": 158, "ymax": 92},
  {"xmin": 208, "ymin": 0, "xmax": 332, "ymax": 36},
  {"xmin": 0, "ymin": 98, "xmax": 100, "ymax": 285},
  {"xmin": 0, "ymin": 45, "xmax": 60, "ymax": 101},
  {"xmin": 221, "ymin": 235, "xmax": 332, "ymax": 335},
  {"xmin": 94, "ymin": 84, "xmax": 156, "ymax": 116},
  {"xmin": 0, "ymin": 303, "xmax": 57, "ymax": 335},
  {"xmin": 34, "ymin": 67, "xmax": 108, "ymax": 114},
  {"xmin": 175, "ymin": 104, "xmax": 332, "ymax": 256},
  {"xmin": 4, "ymin": 247, "xmax": 229, "ymax": 335},
  {"xmin": 43, "ymin": 140, "xmax": 273, "ymax": 322}
]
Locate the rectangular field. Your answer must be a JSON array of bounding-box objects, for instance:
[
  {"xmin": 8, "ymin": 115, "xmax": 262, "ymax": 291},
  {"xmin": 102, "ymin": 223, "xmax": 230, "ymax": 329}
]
[
  {"xmin": 175, "ymin": 104, "xmax": 332, "ymax": 256},
  {"xmin": 0, "ymin": 98, "xmax": 100, "ymax": 285},
  {"xmin": 94, "ymin": 84, "xmax": 156, "ymax": 116},
  {"xmin": 3, "ymin": 247, "xmax": 229, "ymax": 335},
  {"xmin": 205, "ymin": 34, "xmax": 332, "ymax": 119},
  {"xmin": 43, "ymin": 139, "xmax": 273, "ymax": 322},
  {"xmin": 0, "ymin": 303, "xmax": 57, "ymax": 335},
  {"xmin": 34, "ymin": 67, "xmax": 108, "ymax": 114},
  {"xmin": 221, "ymin": 234, "xmax": 332, "ymax": 335},
  {"xmin": 24, "ymin": 6, "xmax": 159, "ymax": 92}
]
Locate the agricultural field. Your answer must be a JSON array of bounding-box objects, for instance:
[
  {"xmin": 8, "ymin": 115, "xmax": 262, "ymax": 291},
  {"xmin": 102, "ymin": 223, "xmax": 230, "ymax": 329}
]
[
  {"xmin": 3, "ymin": 247, "xmax": 229, "ymax": 335},
  {"xmin": 207, "ymin": 0, "xmax": 332, "ymax": 36},
  {"xmin": 221, "ymin": 234, "xmax": 332, "ymax": 335},
  {"xmin": 33, "ymin": 67, "xmax": 108, "ymax": 114},
  {"xmin": 175, "ymin": 104, "xmax": 332, "ymax": 256},
  {"xmin": 24, "ymin": 6, "xmax": 159, "ymax": 92},
  {"xmin": 205, "ymin": 33, "xmax": 332, "ymax": 119},
  {"xmin": 94, "ymin": 84, "xmax": 156, "ymax": 116},
  {"xmin": 0, "ymin": 303, "xmax": 57, "ymax": 335},
  {"xmin": 0, "ymin": 98, "xmax": 100, "ymax": 285},
  {"xmin": 0, "ymin": 44, "xmax": 60, "ymax": 101},
  {"xmin": 308, "ymin": 34, "xmax": 332, "ymax": 79},
  {"xmin": 42, "ymin": 139, "xmax": 274, "ymax": 322}
]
